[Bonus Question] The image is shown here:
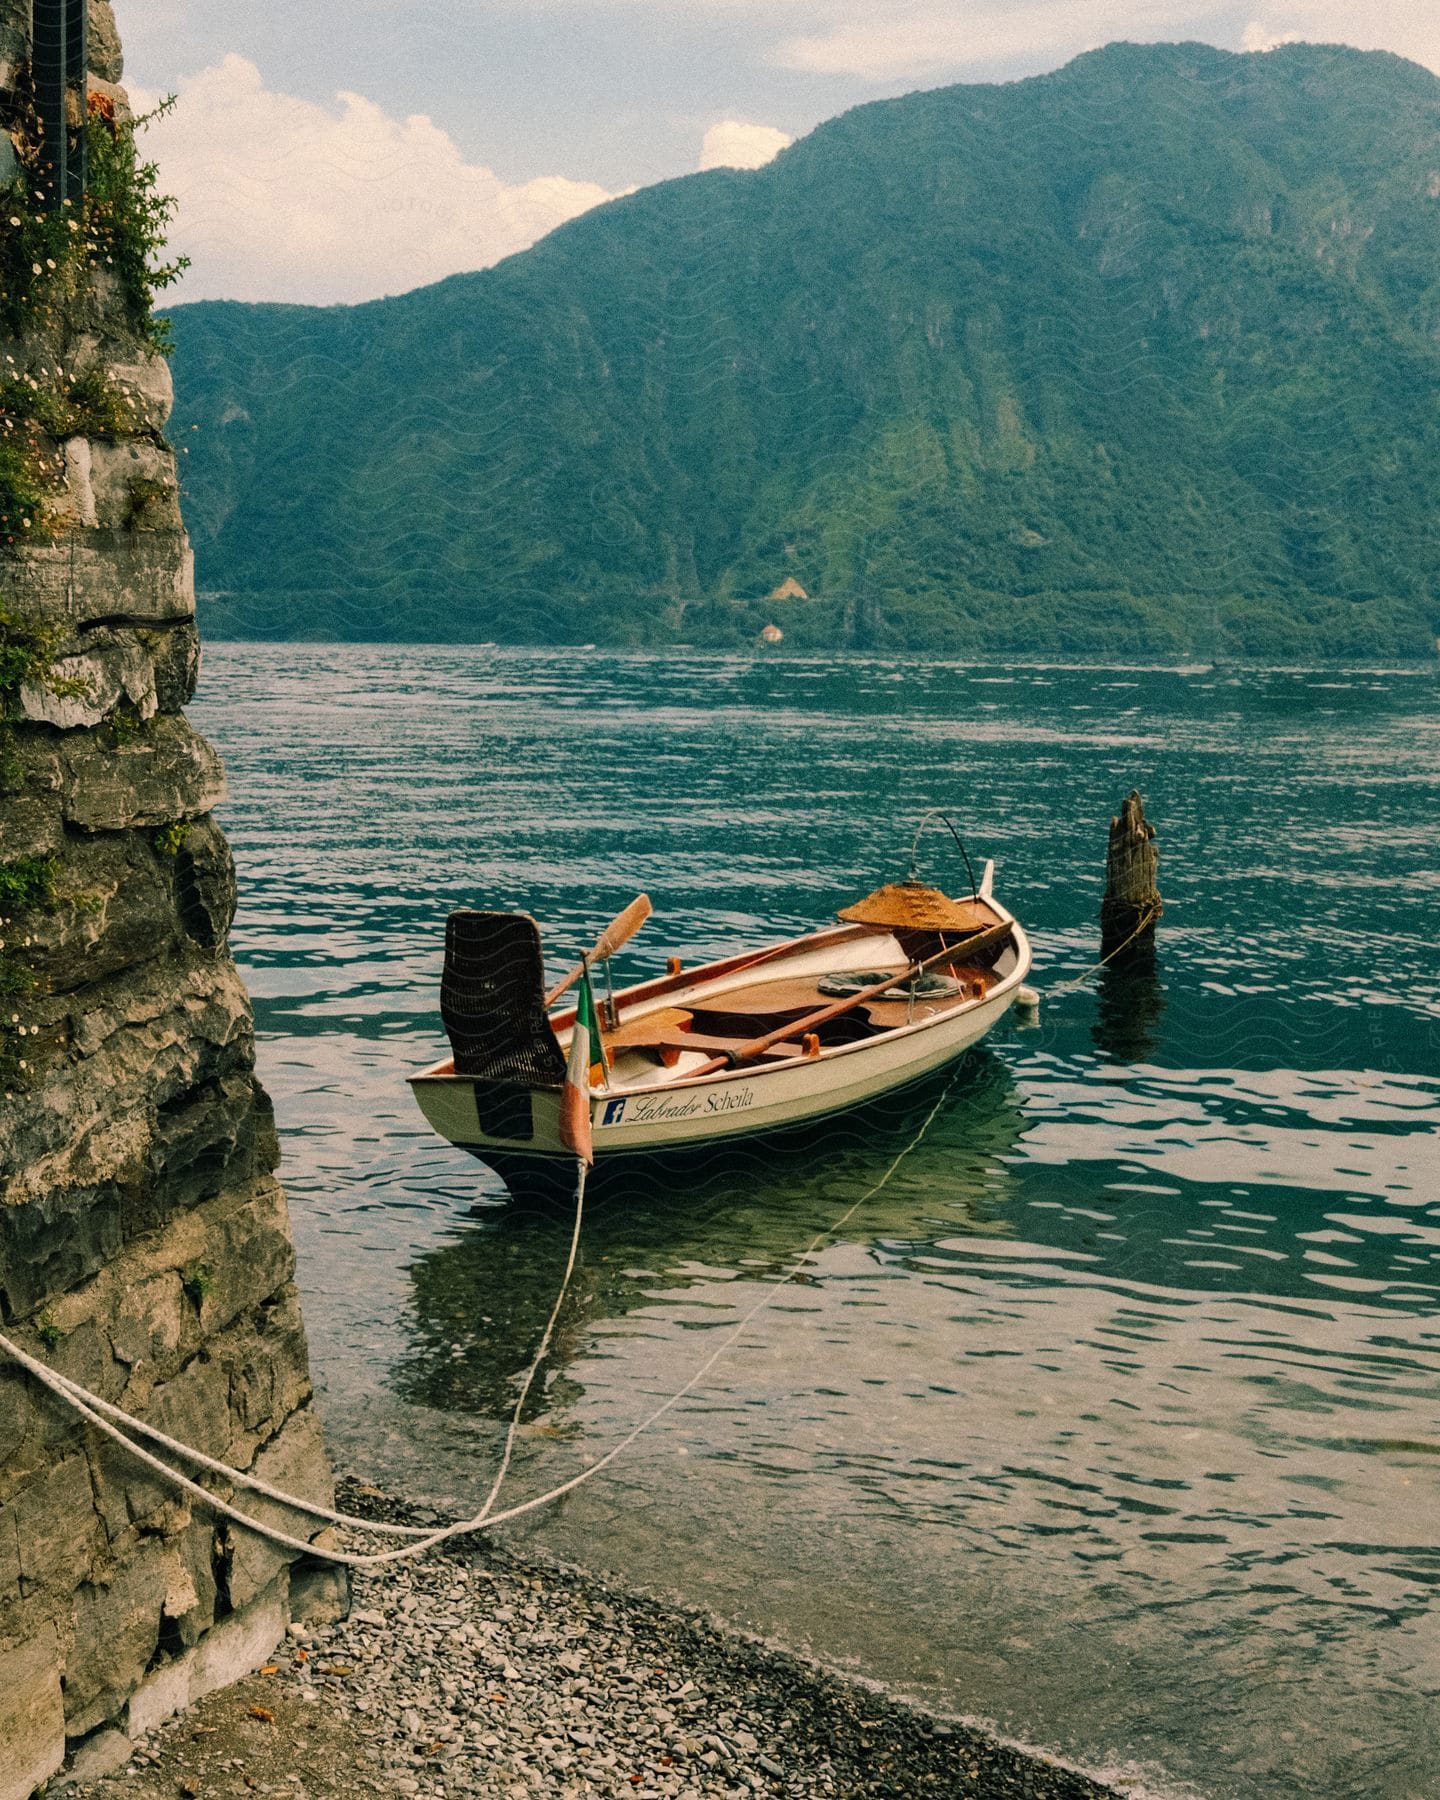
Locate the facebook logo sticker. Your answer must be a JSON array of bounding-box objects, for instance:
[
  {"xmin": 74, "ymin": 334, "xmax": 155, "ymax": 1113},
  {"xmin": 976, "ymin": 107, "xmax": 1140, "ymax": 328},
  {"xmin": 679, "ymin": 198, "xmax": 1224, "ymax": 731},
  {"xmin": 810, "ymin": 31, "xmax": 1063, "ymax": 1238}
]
[{"xmin": 601, "ymin": 1098, "xmax": 627, "ymax": 1126}]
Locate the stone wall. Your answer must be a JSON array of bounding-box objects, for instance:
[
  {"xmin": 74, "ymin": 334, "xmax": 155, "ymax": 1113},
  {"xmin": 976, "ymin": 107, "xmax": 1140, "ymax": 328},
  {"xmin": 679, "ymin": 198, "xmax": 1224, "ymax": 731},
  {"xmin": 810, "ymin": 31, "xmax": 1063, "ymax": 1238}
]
[{"xmin": 0, "ymin": 7, "xmax": 341, "ymax": 1795}]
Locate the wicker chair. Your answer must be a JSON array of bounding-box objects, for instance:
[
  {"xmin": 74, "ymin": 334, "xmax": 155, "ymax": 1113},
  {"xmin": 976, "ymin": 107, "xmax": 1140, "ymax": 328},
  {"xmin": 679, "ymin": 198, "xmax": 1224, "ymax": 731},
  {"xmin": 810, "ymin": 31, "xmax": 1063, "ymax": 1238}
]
[{"xmin": 440, "ymin": 910, "xmax": 567, "ymax": 1086}]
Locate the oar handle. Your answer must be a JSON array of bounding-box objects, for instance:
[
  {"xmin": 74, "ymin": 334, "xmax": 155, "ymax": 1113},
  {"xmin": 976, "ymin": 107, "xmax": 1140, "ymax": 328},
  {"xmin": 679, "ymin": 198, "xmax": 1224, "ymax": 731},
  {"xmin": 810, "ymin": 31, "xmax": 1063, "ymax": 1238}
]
[{"xmin": 684, "ymin": 924, "xmax": 1012, "ymax": 1078}]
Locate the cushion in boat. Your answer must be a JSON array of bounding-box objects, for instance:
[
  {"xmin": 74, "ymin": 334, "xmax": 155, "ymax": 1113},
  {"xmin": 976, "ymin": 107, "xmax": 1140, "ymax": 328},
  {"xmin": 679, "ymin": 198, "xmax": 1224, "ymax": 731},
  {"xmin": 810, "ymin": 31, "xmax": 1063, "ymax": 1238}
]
[{"xmin": 816, "ymin": 968, "xmax": 963, "ymax": 999}]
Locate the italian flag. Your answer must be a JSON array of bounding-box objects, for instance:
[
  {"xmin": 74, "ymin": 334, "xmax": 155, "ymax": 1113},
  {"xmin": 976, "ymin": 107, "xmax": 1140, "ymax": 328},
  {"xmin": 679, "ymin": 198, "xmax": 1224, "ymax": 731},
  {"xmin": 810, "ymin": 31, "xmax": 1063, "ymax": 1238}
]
[{"xmin": 558, "ymin": 966, "xmax": 606, "ymax": 1165}]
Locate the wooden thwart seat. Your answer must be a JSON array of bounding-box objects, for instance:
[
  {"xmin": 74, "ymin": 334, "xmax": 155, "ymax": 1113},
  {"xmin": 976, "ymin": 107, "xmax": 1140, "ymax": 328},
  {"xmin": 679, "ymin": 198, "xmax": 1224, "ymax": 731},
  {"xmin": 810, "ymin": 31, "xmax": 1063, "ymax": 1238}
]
[
  {"xmin": 691, "ymin": 976, "xmax": 836, "ymax": 1018},
  {"xmin": 601, "ymin": 1005, "xmax": 804, "ymax": 1065},
  {"xmin": 600, "ymin": 953, "xmax": 997, "ymax": 1067},
  {"xmin": 602, "ymin": 1006, "xmax": 696, "ymax": 1050}
]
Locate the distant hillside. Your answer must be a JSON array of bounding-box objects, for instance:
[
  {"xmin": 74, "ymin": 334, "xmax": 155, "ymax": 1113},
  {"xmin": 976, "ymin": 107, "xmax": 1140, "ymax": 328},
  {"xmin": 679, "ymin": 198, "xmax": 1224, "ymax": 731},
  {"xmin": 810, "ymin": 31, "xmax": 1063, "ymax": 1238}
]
[{"xmin": 170, "ymin": 41, "xmax": 1440, "ymax": 658}]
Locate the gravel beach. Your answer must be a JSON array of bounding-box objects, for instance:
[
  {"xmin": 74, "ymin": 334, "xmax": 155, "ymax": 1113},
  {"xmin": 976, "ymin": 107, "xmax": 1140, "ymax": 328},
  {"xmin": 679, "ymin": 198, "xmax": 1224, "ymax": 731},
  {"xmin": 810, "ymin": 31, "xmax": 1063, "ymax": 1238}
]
[{"xmin": 66, "ymin": 1480, "xmax": 1127, "ymax": 1800}]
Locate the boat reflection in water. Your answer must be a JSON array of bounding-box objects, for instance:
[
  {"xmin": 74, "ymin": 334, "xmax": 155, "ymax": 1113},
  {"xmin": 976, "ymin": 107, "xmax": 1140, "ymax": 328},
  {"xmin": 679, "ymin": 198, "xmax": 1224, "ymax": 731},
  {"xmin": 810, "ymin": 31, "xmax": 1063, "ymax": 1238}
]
[{"xmin": 394, "ymin": 1051, "xmax": 1028, "ymax": 1420}]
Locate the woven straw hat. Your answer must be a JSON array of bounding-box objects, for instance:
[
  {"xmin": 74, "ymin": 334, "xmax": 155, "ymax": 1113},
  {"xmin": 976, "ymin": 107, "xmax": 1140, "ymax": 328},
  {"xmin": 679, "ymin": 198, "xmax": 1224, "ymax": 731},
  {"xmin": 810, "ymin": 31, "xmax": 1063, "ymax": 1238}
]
[{"xmin": 837, "ymin": 881, "xmax": 991, "ymax": 932}]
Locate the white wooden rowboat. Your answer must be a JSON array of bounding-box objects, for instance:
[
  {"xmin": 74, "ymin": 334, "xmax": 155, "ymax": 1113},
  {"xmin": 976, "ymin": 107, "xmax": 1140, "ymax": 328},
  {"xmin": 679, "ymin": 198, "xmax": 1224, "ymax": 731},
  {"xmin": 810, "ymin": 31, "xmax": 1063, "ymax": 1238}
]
[{"xmin": 410, "ymin": 857, "xmax": 1032, "ymax": 1178}]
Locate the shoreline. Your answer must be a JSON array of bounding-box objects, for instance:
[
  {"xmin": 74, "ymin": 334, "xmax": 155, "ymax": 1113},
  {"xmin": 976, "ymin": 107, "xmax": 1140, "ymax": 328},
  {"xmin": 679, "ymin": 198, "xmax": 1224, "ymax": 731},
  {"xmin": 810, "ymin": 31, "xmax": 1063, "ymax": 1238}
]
[
  {"xmin": 67, "ymin": 1478, "xmax": 1133, "ymax": 1800},
  {"xmin": 194, "ymin": 638, "xmax": 1440, "ymax": 672}
]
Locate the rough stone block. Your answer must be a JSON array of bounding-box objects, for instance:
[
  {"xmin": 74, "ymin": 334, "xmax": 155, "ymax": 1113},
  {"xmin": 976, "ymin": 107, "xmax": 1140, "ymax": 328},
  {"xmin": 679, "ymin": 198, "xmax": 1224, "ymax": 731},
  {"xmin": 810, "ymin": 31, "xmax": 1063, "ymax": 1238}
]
[
  {"xmin": 81, "ymin": 438, "xmax": 184, "ymax": 533},
  {"xmin": 96, "ymin": 1458, "xmax": 173, "ymax": 1544},
  {"xmin": 91, "ymin": 1447, "xmax": 161, "ymax": 1545},
  {"xmin": 218, "ymin": 1289, "xmax": 314, "ymax": 1469},
  {"xmin": 0, "ymin": 1181, "xmax": 124, "ymax": 1322},
  {"xmin": 59, "ymin": 714, "xmax": 226, "ymax": 832},
  {"xmin": 42, "ymin": 1310, "xmax": 127, "ymax": 1410},
  {"xmin": 0, "ymin": 1363, "xmax": 31, "ymax": 1470},
  {"xmin": 109, "ymin": 1269, "xmax": 185, "ymax": 1370},
  {"xmin": 21, "ymin": 831, "xmax": 183, "ymax": 995},
  {"xmin": 0, "ymin": 1502, "xmax": 21, "ymax": 1599},
  {"xmin": 65, "ymin": 1550, "xmax": 174, "ymax": 1736},
  {"xmin": 195, "ymin": 1178, "xmax": 296, "ymax": 1339},
  {"xmin": 151, "ymin": 1349, "xmax": 232, "ymax": 1463},
  {"xmin": 14, "ymin": 1455, "xmax": 101, "ymax": 1593},
  {"xmin": 66, "ymin": 953, "xmax": 252, "ymax": 1070},
  {"xmin": 226, "ymin": 1405, "xmax": 333, "ymax": 1612},
  {"xmin": 0, "ymin": 781, "xmax": 64, "ymax": 860},
  {"xmin": 288, "ymin": 1551, "xmax": 351, "ymax": 1628},
  {"xmin": 4, "ymin": 623, "xmax": 197, "ymax": 750},
  {"xmin": 105, "ymin": 353, "xmax": 174, "ymax": 435},
  {"xmin": 149, "ymin": 622, "xmax": 203, "ymax": 713},
  {"xmin": 127, "ymin": 1076, "xmax": 276, "ymax": 1237},
  {"xmin": 7, "ymin": 530, "xmax": 194, "ymax": 626},
  {"xmin": 175, "ymin": 818, "xmax": 238, "ymax": 947},
  {"xmin": 61, "ymin": 1724, "xmax": 134, "ymax": 1787},
  {"xmin": 21, "ymin": 625, "xmax": 167, "ymax": 728},
  {"xmin": 0, "ymin": 1624, "xmax": 66, "ymax": 1800},
  {"xmin": 88, "ymin": 1, "xmax": 126, "ymax": 80},
  {"xmin": 61, "ymin": 437, "xmax": 99, "ymax": 528},
  {"xmin": 126, "ymin": 1573, "xmax": 287, "ymax": 1741},
  {"xmin": 0, "ymin": 1095, "xmax": 273, "ymax": 1325},
  {"xmin": 168, "ymin": 1509, "xmax": 220, "ymax": 1646}
]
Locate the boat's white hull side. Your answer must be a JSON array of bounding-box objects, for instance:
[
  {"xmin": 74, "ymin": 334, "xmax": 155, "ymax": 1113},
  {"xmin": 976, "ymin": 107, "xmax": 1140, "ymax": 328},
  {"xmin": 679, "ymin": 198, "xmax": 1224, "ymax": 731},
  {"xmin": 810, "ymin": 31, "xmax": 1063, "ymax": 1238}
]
[{"xmin": 411, "ymin": 921, "xmax": 1031, "ymax": 1164}]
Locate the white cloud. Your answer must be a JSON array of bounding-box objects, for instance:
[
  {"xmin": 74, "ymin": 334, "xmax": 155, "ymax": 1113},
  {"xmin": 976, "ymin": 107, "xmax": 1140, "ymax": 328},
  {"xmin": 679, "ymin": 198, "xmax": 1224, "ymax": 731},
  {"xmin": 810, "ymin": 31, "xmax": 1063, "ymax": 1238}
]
[
  {"xmin": 771, "ymin": 0, "xmax": 1440, "ymax": 81},
  {"xmin": 134, "ymin": 55, "xmax": 616, "ymax": 305},
  {"xmin": 1236, "ymin": 7, "xmax": 1440, "ymax": 71},
  {"xmin": 1240, "ymin": 23, "xmax": 1305, "ymax": 52},
  {"xmin": 697, "ymin": 119, "xmax": 792, "ymax": 171},
  {"xmin": 775, "ymin": 1, "xmax": 1216, "ymax": 81}
]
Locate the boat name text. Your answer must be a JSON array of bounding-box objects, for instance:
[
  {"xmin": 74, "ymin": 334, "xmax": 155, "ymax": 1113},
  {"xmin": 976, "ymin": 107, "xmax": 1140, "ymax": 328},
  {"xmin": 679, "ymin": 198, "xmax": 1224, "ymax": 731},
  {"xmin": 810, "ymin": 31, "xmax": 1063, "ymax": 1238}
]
[{"xmin": 599, "ymin": 1086, "xmax": 757, "ymax": 1127}]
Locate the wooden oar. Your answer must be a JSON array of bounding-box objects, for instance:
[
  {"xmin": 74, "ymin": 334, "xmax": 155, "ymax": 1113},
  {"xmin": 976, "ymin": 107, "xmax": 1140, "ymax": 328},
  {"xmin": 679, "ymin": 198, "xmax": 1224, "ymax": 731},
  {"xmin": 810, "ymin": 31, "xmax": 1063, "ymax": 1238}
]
[
  {"xmin": 545, "ymin": 894, "xmax": 653, "ymax": 1007},
  {"xmin": 684, "ymin": 922, "xmax": 1014, "ymax": 1077}
]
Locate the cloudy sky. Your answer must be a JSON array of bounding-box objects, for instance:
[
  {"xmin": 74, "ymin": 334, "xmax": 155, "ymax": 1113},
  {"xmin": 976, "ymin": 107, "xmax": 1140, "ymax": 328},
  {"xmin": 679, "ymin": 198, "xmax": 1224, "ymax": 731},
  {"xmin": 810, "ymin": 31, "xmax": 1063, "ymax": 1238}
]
[{"xmin": 116, "ymin": 0, "xmax": 1440, "ymax": 306}]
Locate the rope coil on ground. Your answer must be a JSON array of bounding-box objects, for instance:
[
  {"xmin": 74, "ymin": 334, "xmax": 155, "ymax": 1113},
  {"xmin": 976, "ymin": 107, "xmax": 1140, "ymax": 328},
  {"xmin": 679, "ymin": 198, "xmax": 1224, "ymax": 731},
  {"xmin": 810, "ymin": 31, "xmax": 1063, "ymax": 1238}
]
[{"xmin": 0, "ymin": 1084, "xmax": 953, "ymax": 1566}]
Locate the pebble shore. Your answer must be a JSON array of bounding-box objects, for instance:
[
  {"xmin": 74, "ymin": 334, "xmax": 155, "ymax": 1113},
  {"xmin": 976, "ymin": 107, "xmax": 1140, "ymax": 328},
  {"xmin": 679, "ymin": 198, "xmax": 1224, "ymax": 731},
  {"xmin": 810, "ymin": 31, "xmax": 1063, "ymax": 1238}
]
[{"xmin": 70, "ymin": 1481, "xmax": 1125, "ymax": 1800}]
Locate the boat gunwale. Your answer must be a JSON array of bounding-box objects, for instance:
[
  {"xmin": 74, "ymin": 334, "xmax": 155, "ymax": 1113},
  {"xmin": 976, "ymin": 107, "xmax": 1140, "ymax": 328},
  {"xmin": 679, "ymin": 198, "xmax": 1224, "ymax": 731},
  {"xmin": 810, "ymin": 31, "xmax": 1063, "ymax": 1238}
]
[{"xmin": 408, "ymin": 904, "xmax": 1029, "ymax": 1100}]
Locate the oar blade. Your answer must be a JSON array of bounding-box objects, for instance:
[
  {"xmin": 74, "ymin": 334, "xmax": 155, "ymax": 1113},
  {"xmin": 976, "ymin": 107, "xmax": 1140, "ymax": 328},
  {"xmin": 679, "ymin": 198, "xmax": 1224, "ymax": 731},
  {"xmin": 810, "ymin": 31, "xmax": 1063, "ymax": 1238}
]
[
  {"xmin": 591, "ymin": 893, "xmax": 652, "ymax": 963},
  {"xmin": 544, "ymin": 893, "xmax": 654, "ymax": 1007}
]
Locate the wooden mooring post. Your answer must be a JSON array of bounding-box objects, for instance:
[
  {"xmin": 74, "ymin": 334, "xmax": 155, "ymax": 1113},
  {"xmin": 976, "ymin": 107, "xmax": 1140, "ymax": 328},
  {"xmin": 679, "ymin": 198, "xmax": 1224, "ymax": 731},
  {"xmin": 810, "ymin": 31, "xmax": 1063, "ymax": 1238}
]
[{"xmin": 1100, "ymin": 790, "xmax": 1162, "ymax": 962}]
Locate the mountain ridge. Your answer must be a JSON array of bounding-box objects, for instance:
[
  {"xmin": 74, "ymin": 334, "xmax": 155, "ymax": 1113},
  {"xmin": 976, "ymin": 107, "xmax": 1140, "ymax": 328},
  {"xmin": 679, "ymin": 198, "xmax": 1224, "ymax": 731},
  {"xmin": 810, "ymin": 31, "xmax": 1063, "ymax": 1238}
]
[{"xmin": 170, "ymin": 40, "xmax": 1440, "ymax": 658}]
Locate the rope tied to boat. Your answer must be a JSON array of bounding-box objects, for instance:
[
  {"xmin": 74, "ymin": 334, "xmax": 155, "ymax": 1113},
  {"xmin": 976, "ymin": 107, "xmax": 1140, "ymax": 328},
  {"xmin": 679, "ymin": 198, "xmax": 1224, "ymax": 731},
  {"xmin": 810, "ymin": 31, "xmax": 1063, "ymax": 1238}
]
[
  {"xmin": 0, "ymin": 1081, "xmax": 956, "ymax": 1566},
  {"xmin": 1047, "ymin": 904, "xmax": 1162, "ymax": 997}
]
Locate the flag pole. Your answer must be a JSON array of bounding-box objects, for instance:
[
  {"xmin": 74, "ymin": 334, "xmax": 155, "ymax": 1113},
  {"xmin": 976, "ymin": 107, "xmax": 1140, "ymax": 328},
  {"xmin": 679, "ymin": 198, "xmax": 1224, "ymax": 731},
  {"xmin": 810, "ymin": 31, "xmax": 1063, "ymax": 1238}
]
[{"xmin": 557, "ymin": 999, "xmax": 595, "ymax": 1166}]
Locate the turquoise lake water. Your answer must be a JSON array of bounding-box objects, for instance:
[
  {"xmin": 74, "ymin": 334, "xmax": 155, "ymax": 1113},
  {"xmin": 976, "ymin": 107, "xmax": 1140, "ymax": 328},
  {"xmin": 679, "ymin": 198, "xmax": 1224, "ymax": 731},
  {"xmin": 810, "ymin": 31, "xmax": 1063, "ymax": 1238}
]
[{"xmin": 192, "ymin": 646, "xmax": 1439, "ymax": 1800}]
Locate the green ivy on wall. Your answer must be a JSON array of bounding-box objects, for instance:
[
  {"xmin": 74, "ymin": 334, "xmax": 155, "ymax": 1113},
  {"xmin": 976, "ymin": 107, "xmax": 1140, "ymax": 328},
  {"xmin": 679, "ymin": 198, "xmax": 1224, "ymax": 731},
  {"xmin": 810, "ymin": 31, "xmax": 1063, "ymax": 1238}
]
[
  {"xmin": 0, "ymin": 96, "xmax": 188, "ymax": 548},
  {"xmin": 1, "ymin": 96, "xmax": 188, "ymax": 343}
]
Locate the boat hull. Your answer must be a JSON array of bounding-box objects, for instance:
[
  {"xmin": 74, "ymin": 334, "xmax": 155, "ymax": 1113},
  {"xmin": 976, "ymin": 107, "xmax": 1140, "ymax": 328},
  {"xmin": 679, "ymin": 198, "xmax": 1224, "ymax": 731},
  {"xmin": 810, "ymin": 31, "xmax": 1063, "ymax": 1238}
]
[{"xmin": 411, "ymin": 920, "xmax": 1030, "ymax": 1167}]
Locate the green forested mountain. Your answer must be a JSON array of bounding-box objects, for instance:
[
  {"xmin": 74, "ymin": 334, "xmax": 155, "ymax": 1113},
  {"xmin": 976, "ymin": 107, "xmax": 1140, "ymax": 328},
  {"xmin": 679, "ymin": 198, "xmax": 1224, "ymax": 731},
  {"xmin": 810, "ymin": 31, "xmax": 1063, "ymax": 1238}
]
[{"xmin": 170, "ymin": 41, "xmax": 1440, "ymax": 658}]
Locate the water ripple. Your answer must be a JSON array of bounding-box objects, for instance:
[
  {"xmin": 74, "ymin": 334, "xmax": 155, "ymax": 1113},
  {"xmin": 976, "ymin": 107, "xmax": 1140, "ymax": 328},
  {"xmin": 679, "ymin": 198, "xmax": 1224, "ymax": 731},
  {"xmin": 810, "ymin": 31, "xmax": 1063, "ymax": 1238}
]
[{"xmin": 193, "ymin": 649, "xmax": 1440, "ymax": 1800}]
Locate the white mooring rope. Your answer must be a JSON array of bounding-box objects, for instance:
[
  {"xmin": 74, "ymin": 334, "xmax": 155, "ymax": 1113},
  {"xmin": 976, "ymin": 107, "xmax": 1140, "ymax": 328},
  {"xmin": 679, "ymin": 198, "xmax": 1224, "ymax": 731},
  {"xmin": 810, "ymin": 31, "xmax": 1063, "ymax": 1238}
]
[{"xmin": 1, "ymin": 1086, "xmax": 953, "ymax": 1567}]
